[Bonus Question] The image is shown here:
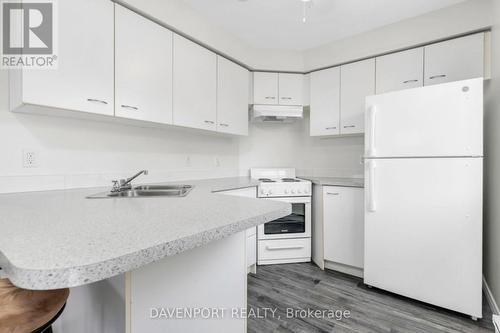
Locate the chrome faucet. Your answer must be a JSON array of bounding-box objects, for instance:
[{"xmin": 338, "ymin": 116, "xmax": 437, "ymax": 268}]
[{"xmin": 111, "ymin": 170, "xmax": 148, "ymax": 192}]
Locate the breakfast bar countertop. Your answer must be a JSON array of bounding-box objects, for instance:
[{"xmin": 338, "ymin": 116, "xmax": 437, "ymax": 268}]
[{"xmin": 0, "ymin": 177, "xmax": 290, "ymax": 290}]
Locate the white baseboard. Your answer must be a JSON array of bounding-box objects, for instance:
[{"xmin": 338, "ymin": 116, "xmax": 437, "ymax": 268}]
[{"xmin": 483, "ymin": 275, "xmax": 500, "ymax": 315}]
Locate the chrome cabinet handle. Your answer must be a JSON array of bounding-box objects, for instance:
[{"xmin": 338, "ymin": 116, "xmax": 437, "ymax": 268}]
[
  {"xmin": 429, "ymin": 74, "xmax": 447, "ymax": 80},
  {"xmin": 87, "ymin": 98, "xmax": 108, "ymax": 105},
  {"xmin": 325, "ymin": 126, "xmax": 337, "ymax": 130},
  {"xmin": 121, "ymin": 105, "xmax": 138, "ymax": 110},
  {"xmin": 343, "ymin": 125, "xmax": 356, "ymax": 128},
  {"xmin": 204, "ymin": 120, "xmax": 215, "ymax": 124},
  {"xmin": 326, "ymin": 192, "xmax": 339, "ymax": 195},
  {"xmin": 281, "ymin": 97, "xmax": 292, "ymax": 100},
  {"xmin": 403, "ymin": 79, "xmax": 419, "ymax": 84},
  {"xmin": 266, "ymin": 245, "xmax": 304, "ymax": 251},
  {"xmin": 219, "ymin": 123, "xmax": 229, "ymax": 127},
  {"xmin": 265, "ymin": 96, "xmax": 276, "ymax": 99}
]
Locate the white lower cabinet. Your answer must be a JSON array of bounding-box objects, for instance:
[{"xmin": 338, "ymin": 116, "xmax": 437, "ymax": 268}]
[
  {"xmin": 323, "ymin": 186, "xmax": 364, "ymax": 271},
  {"xmin": 216, "ymin": 187, "xmax": 258, "ymax": 273}
]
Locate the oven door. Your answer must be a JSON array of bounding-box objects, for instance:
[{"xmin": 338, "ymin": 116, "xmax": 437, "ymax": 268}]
[{"xmin": 258, "ymin": 196, "xmax": 311, "ymax": 240}]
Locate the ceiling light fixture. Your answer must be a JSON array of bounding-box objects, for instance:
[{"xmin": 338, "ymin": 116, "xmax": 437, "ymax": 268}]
[{"xmin": 301, "ymin": 0, "xmax": 313, "ymax": 23}]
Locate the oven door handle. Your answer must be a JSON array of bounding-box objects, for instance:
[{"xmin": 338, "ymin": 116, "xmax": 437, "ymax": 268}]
[{"xmin": 266, "ymin": 245, "xmax": 305, "ymax": 251}]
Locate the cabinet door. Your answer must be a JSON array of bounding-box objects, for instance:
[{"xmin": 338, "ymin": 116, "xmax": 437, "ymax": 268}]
[
  {"xmin": 216, "ymin": 187, "xmax": 257, "ymax": 269},
  {"xmin": 424, "ymin": 33, "xmax": 484, "ymax": 86},
  {"xmin": 253, "ymin": 72, "xmax": 278, "ymax": 105},
  {"xmin": 376, "ymin": 48, "xmax": 424, "ymax": 94},
  {"xmin": 217, "ymin": 57, "xmax": 249, "ymax": 135},
  {"xmin": 173, "ymin": 34, "xmax": 217, "ymax": 131},
  {"xmin": 278, "ymin": 73, "xmax": 303, "ymax": 106},
  {"xmin": 22, "ymin": 0, "xmax": 114, "ymax": 115},
  {"xmin": 340, "ymin": 59, "xmax": 375, "ymax": 134},
  {"xmin": 115, "ymin": 5, "xmax": 173, "ymax": 124},
  {"xmin": 323, "ymin": 186, "xmax": 364, "ymax": 268},
  {"xmin": 310, "ymin": 67, "xmax": 341, "ymax": 136}
]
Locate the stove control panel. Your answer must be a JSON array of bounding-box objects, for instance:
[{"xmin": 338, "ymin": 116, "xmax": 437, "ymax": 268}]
[{"xmin": 258, "ymin": 182, "xmax": 312, "ymax": 198}]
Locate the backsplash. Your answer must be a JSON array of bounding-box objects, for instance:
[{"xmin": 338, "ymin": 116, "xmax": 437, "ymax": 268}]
[{"xmin": 1, "ymin": 70, "xmax": 363, "ymax": 194}]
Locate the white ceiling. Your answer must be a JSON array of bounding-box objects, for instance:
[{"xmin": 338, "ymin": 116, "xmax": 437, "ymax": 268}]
[{"xmin": 181, "ymin": 0, "xmax": 467, "ymax": 51}]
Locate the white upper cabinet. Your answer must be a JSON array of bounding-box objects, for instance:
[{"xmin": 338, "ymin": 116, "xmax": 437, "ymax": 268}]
[
  {"xmin": 253, "ymin": 72, "xmax": 303, "ymax": 105},
  {"xmin": 340, "ymin": 59, "xmax": 375, "ymax": 135},
  {"xmin": 424, "ymin": 33, "xmax": 484, "ymax": 86},
  {"xmin": 278, "ymin": 73, "xmax": 304, "ymax": 106},
  {"xmin": 18, "ymin": 0, "xmax": 114, "ymax": 115},
  {"xmin": 310, "ymin": 67, "xmax": 341, "ymax": 136},
  {"xmin": 376, "ymin": 48, "xmax": 424, "ymax": 94},
  {"xmin": 323, "ymin": 186, "xmax": 364, "ymax": 269},
  {"xmin": 115, "ymin": 5, "xmax": 173, "ymax": 124},
  {"xmin": 173, "ymin": 34, "xmax": 217, "ymax": 131},
  {"xmin": 217, "ymin": 57, "xmax": 249, "ymax": 136},
  {"xmin": 253, "ymin": 72, "xmax": 279, "ymax": 104}
]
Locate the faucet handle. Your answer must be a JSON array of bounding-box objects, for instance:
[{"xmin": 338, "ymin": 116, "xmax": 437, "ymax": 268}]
[{"xmin": 111, "ymin": 180, "xmax": 120, "ymax": 191}]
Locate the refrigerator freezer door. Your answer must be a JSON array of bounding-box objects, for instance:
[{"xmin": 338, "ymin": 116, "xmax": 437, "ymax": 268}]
[
  {"xmin": 365, "ymin": 78, "xmax": 483, "ymax": 158},
  {"xmin": 364, "ymin": 157, "xmax": 483, "ymax": 318}
]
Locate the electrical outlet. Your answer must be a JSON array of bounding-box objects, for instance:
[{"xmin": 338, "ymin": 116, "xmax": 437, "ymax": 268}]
[
  {"xmin": 185, "ymin": 156, "xmax": 191, "ymax": 167},
  {"xmin": 23, "ymin": 150, "xmax": 38, "ymax": 168},
  {"xmin": 214, "ymin": 157, "xmax": 221, "ymax": 167}
]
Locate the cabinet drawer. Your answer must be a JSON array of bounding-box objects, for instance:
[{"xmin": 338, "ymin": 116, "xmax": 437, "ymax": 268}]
[{"xmin": 258, "ymin": 238, "xmax": 311, "ymax": 261}]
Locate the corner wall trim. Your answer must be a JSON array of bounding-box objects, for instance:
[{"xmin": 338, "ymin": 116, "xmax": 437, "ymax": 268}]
[{"xmin": 483, "ymin": 275, "xmax": 500, "ymax": 315}]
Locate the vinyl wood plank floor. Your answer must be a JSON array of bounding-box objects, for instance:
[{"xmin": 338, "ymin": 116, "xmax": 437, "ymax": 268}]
[{"xmin": 248, "ymin": 263, "xmax": 495, "ymax": 333}]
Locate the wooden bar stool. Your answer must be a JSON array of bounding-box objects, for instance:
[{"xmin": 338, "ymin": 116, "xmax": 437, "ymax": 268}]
[{"xmin": 0, "ymin": 278, "xmax": 69, "ymax": 333}]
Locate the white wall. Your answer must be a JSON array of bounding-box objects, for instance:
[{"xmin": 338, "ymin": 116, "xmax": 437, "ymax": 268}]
[
  {"xmin": 121, "ymin": 0, "xmax": 493, "ymax": 73},
  {"xmin": 238, "ymin": 115, "xmax": 364, "ymax": 178},
  {"xmin": 484, "ymin": 0, "xmax": 500, "ymax": 313},
  {"xmin": 0, "ymin": 70, "xmax": 241, "ymax": 193},
  {"xmin": 120, "ymin": 0, "xmax": 305, "ymax": 72},
  {"xmin": 304, "ymin": 0, "xmax": 493, "ymax": 71}
]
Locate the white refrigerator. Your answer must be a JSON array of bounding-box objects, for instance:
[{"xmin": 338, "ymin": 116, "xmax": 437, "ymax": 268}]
[{"xmin": 364, "ymin": 78, "xmax": 483, "ymax": 319}]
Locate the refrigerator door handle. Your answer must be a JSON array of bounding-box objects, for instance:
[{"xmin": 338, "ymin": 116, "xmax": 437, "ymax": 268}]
[
  {"xmin": 367, "ymin": 106, "xmax": 377, "ymax": 157},
  {"xmin": 368, "ymin": 160, "xmax": 377, "ymax": 212}
]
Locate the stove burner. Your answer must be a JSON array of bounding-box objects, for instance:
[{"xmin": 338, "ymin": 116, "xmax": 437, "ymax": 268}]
[
  {"xmin": 259, "ymin": 178, "xmax": 276, "ymax": 183},
  {"xmin": 282, "ymin": 178, "xmax": 300, "ymax": 183}
]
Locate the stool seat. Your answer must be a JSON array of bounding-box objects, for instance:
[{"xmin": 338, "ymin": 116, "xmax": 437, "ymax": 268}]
[{"xmin": 0, "ymin": 279, "xmax": 69, "ymax": 333}]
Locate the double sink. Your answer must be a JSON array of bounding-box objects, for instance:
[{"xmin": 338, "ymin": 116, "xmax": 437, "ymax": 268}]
[{"xmin": 88, "ymin": 185, "xmax": 193, "ymax": 199}]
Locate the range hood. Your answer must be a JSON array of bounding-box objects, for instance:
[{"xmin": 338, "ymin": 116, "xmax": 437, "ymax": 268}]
[{"xmin": 252, "ymin": 104, "xmax": 303, "ymax": 123}]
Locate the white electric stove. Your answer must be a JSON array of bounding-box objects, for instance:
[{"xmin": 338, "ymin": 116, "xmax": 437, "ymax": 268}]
[{"xmin": 250, "ymin": 168, "xmax": 312, "ymax": 265}]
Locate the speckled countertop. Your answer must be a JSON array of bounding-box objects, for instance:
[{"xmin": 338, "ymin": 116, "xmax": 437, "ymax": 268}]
[
  {"xmin": 300, "ymin": 177, "xmax": 365, "ymax": 188},
  {"xmin": 0, "ymin": 177, "xmax": 290, "ymax": 290}
]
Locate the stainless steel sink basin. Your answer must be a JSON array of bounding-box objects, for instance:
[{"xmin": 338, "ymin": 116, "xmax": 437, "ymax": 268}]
[{"xmin": 87, "ymin": 185, "xmax": 193, "ymax": 199}]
